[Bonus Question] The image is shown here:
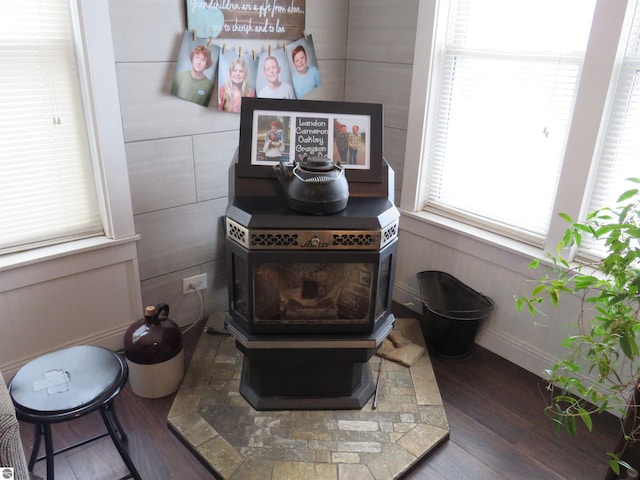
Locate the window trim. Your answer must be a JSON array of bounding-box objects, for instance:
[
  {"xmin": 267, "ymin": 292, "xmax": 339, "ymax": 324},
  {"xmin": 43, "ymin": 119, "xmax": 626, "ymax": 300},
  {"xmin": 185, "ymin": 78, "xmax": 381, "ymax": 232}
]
[
  {"xmin": 1, "ymin": 0, "xmax": 138, "ymax": 281},
  {"xmin": 401, "ymin": 0, "xmax": 635, "ymax": 259},
  {"xmin": 74, "ymin": 0, "xmax": 135, "ymax": 240}
]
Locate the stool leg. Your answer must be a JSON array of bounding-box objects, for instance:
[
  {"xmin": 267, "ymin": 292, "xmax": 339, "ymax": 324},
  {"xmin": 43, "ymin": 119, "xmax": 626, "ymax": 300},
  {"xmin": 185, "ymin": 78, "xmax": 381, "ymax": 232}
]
[
  {"xmin": 27, "ymin": 424, "xmax": 54, "ymax": 478},
  {"xmin": 107, "ymin": 402, "xmax": 127, "ymax": 443},
  {"xmin": 28, "ymin": 424, "xmax": 42, "ymax": 472},
  {"xmin": 100, "ymin": 403, "xmax": 142, "ymax": 480},
  {"xmin": 43, "ymin": 424, "xmax": 55, "ymax": 480}
]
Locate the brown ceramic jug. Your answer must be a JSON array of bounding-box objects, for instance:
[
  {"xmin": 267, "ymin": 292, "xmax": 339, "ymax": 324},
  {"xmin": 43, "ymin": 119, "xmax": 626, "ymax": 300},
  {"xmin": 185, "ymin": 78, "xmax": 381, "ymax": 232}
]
[{"xmin": 124, "ymin": 304, "xmax": 184, "ymax": 398}]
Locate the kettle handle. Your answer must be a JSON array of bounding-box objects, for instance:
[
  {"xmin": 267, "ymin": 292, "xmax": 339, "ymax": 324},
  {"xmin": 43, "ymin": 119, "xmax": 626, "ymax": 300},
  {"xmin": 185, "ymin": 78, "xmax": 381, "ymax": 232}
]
[
  {"xmin": 156, "ymin": 303, "xmax": 170, "ymax": 318},
  {"xmin": 273, "ymin": 158, "xmax": 295, "ymax": 180}
]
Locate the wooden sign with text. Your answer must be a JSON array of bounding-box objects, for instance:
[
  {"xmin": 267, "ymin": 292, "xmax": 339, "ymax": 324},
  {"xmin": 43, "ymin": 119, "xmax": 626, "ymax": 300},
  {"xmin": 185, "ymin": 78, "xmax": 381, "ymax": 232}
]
[{"xmin": 187, "ymin": 0, "xmax": 306, "ymax": 40}]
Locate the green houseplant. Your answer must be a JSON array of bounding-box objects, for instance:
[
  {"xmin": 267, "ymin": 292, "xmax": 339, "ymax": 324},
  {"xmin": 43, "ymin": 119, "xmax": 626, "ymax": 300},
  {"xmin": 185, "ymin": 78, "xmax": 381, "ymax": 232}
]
[{"xmin": 516, "ymin": 178, "xmax": 640, "ymax": 477}]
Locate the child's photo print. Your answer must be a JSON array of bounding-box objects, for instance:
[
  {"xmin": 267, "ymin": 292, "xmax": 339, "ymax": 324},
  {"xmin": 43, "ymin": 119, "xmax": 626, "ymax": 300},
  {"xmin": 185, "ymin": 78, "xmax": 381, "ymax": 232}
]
[
  {"xmin": 171, "ymin": 32, "xmax": 219, "ymax": 107},
  {"xmin": 286, "ymin": 35, "xmax": 321, "ymax": 99}
]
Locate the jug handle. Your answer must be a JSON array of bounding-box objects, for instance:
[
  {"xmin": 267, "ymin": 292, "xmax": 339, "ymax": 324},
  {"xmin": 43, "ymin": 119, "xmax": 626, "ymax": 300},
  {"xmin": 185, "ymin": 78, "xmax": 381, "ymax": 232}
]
[{"xmin": 156, "ymin": 303, "xmax": 170, "ymax": 318}]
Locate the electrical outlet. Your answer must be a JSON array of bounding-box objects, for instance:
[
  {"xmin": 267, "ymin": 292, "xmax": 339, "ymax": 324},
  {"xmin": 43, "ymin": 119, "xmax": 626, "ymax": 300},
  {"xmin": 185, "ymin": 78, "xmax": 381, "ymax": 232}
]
[{"xmin": 182, "ymin": 273, "xmax": 207, "ymax": 294}]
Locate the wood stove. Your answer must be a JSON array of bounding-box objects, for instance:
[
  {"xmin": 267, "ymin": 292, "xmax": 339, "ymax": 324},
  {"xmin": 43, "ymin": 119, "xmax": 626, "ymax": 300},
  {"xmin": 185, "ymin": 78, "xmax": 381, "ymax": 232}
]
[{"xmin": 224, "ymin": 98, "xmax": 399, "ymax": 410}]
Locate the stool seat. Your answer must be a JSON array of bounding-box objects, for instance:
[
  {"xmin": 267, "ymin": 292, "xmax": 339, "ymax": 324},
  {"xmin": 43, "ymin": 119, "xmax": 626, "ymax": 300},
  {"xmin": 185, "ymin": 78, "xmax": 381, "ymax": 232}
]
[
  {"xmin": 11, "ymin": 346, "xmax": 122, "ymax": 418},
  {"xmin": 9, "ymin": 345, "xmax": 141, "ymax": 480}
]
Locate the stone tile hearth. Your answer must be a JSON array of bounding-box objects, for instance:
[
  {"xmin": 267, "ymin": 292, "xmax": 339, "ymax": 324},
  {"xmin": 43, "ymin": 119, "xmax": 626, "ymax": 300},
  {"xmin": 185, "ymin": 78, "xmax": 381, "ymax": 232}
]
[{"xmin": 168, "ymin": 316, "xmax": 449, "ymax": 480}]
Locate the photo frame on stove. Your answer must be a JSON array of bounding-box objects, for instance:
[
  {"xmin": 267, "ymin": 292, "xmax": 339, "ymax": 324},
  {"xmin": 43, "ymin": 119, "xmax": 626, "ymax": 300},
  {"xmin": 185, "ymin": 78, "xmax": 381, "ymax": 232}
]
[{"xmin": 237, "ymin": 97, "xmax": 383, "ymax": 183}]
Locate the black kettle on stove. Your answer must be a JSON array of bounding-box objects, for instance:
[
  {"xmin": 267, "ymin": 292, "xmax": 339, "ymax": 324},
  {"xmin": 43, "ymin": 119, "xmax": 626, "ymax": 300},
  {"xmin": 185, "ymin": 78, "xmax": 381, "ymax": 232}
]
[{"xmin": 273, "ymin": 154, "xmax": 349, "ymax": 215}]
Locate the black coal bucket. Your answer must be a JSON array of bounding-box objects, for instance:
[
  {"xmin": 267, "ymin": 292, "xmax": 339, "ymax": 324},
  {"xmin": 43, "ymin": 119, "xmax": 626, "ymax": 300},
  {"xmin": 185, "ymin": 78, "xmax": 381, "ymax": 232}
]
[{"xmin": 417, "ymin": 271, "xmax": 494, "ymax": 362}]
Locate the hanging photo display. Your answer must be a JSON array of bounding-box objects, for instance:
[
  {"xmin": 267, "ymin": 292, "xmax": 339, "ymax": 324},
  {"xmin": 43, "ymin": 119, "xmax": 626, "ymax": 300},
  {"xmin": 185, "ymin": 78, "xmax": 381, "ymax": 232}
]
[
  {"xmin": 174, "ymin": 1, "xmax": 317, "ymax": 110},
  {"xmin": 171, "ymin": 32, "xmax": 220, "ymax": 107},
  {"xmin": 187, "ymin": 0, "xmax": 306, "ymax": 40}
]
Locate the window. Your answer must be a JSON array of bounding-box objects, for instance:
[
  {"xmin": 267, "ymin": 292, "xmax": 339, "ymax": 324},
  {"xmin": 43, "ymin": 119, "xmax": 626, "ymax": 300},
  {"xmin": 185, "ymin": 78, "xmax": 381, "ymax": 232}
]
[
  {"xmin": 403, "ymin": 0, "xmax": 639, "ymax": 257},
  {"xmin": 581, "ymin": 0, "xmax": 640, "ymax": 257},
  {"xmin": 423, "ymin": 0, "xmax": 595, "ymax": 246},
  {"xmin": 0, "ymin": 1, "xmax": 102, "ymax": 254}
]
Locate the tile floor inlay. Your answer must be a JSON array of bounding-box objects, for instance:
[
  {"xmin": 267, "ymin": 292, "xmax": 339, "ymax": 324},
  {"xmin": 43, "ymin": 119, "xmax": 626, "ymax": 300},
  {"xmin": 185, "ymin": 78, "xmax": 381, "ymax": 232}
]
[{"xmin": 168, "ymin": 316, "xmax": 449, "ymax": 479}]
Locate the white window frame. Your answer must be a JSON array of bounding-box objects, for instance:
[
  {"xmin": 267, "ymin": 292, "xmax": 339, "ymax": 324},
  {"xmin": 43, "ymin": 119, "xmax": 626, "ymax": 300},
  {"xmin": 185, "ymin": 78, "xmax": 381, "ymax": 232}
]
[
  {"xmin": 0, "ymin": 0, "xmax": 139, "ymax": 289},
  {"xmin": 400, "ymin": 0, "xmax": 636, "ymax": 263}
]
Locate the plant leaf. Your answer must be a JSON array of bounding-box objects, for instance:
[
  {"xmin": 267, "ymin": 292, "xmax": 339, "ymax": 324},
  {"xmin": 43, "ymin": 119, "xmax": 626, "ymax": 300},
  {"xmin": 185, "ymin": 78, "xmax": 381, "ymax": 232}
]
[
  {"xmin": 558, "ymin": 212, "xmax": 573, "ymax": 223},
  {"xmin": 609, "ymin": 458, "xmax": 621, "ymax": 475},
  {"xmin": 620, "ymin": 332, "xmax": 637, "ymax": 360},
  {"xmin": 573, "ymin": 275, "xmax": 598, "ymax": 289},
  {"xmin": 531, "ymin": 285, "xmax": 546, "ymax": 296},
  {"xmin": 565, "ymin": 415, "xmax": 577, "ymax": 436},
  {"xmin": 577, "ymin": 408, "xmax": 593, "ymax": 432},
  {"xmin": 617, "ymin": 188, "xmax": 639, "ymax": 202}
]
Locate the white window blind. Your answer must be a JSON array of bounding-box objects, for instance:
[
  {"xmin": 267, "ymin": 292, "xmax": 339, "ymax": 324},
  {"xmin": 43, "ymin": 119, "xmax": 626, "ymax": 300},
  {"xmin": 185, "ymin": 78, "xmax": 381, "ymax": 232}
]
[
  {"xmin": 0, "ymin": 1, "xmax": 103, "ymax": 254},
  {"xmin": 580, "ymin": 0, "xmax": 640, "ymax": 258},
  {"xmin": 425, "ymin": 0, "xmax": 596, "ymax": 245}
]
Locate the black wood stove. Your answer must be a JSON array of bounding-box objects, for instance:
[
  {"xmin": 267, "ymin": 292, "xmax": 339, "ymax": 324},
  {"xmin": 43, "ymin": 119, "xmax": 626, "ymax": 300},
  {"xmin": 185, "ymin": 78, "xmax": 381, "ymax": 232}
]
[{"xmin": 224, "ymin": 98, "xmax": 399, "ymax": 410}]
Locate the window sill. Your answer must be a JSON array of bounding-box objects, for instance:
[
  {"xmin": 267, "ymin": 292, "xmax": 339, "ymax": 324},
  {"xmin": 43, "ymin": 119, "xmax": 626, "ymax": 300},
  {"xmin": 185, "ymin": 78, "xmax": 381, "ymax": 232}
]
[
  {"xmin": 0, "ymin": 235, "xmax": 141, "ymax": 293},
  {"xmin": 398, "ymin": 209, "xmax": 547, "ymax": 272}
]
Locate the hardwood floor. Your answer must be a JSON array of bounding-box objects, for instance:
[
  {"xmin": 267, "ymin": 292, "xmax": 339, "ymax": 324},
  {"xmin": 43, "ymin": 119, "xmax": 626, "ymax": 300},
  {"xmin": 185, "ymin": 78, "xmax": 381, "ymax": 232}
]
[{"xmin": 17, "ymin": 307, "xmax": 620, "ymax": 479}]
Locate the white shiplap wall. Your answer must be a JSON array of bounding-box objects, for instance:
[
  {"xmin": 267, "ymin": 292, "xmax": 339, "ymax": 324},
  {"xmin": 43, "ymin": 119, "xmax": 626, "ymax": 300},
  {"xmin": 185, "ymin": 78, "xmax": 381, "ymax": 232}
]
[
  {"xmin": 109, "ymin": 0, "xmax": 350, "ymax": 326},
  {"xmin": 345, "ymin": 0, "xmax": 420, "ymax": 203}
]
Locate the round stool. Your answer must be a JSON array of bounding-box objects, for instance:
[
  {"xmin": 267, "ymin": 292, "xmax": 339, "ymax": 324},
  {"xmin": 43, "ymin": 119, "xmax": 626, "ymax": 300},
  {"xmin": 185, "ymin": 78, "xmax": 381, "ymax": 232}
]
[{"xmin": 9, "ymin": 345, "xmax": 142, "ymax": 480}]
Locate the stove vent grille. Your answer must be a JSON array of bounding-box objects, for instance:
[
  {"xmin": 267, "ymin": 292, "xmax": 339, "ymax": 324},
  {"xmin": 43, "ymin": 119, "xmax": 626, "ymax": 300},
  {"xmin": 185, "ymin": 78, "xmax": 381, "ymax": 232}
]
[
  {"xmin": 382, "ymin": 222, "xmax": 398, "ymax": 247},
  {"xmin": 226, "ymin": 218, "xmax": 398, "ymax": 251},
  {"xmin": 252, "ymin": 232, "xmax": 299, "ymax": 247},
  {"xmin": 333, "ymin": 233, "xmax": 377, "ymax": 247},
  {"xmin": 227, "ymin": 221, "xmax": 247, "ymax": 245}
]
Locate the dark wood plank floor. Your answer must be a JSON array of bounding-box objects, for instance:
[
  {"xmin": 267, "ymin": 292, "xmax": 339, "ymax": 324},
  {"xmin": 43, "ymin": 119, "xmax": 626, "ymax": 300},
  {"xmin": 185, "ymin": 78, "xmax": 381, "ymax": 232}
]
[{"xmin": 17, "ymin": 306, "xmax": 620, "ymax": 480}]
